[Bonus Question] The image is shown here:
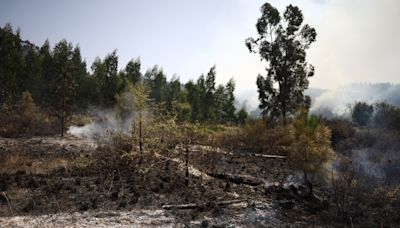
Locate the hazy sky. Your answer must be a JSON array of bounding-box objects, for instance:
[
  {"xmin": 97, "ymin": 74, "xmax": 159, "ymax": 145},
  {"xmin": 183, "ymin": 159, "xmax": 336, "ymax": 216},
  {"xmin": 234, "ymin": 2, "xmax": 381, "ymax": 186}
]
[{"xmin": 1, "ymin": 0, "xmax": 399, "ymax": 102}]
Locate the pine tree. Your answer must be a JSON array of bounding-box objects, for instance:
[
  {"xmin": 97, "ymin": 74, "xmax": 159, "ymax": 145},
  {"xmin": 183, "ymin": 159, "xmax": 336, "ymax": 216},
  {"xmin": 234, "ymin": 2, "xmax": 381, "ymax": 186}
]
[
  {"xmin": 144, "ymin": 65, "xmax": 167, "ymax": 103},
  {"xmin": 123, "ymin": 57, "xmax": 142, "ymax": 84},
  {"xmin": 289, "ymin": 111, "xmax": 335, "ymax": 195},
  {"xmin": 52, "ymin": 39, "xmax": 76, "ymax": 137},
  {"xmin": 23, "ymin": 47, "xmax": 42, "ymax": 100},
  {"xmin": 71, "ymin": 46, "xmax": 89, "ymax": 110},
  {"xmin": 92, "ymin": 50, "xmax": 122, "ymax": 107},
  {"xmin": 0, "ymin": 24, "xmax": 25, "ymax": 104},
  {"xmin": 38, "ymin": 39, "xmax": 56, "ymax": 108}
]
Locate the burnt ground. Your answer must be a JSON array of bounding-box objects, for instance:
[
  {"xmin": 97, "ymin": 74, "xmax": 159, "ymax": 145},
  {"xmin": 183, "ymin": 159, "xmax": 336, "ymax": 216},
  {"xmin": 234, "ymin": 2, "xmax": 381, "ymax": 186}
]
[{"xmin": 0, "ymin": 136, "xmax": 330, "ymax": 227}]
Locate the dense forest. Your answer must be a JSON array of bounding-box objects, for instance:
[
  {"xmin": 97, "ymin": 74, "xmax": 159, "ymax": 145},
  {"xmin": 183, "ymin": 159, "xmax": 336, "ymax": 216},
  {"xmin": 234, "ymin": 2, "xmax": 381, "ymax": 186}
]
[
  {"xmin": 0, "ymin": 23, "xmax": 247, "ymax": 137},
  {"xmin": 1, "ymin": 2, "xmax": 400, "ymax": 227}
]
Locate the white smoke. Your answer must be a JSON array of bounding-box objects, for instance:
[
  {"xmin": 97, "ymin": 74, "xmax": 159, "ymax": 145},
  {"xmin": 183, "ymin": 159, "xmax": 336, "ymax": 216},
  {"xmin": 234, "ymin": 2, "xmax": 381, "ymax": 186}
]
[
  {"xmin": 67, "ymin": 111, "xmax": 134, "ymax": 139},
  {"xmin": 68, "ymin": 86, "xmax": 139, "ymax": 139},
  {"xmin": 310, "ymin": 83, "xmax": 400, "ymax": 118},
  {"xmin": 68, "ymin": 109, "xmax": 135, "ymax": 139}
]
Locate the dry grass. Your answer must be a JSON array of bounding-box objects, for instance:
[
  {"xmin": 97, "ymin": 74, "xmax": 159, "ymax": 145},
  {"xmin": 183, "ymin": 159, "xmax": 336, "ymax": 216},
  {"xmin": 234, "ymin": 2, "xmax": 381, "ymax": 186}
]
[{"xmin": 0, "ymin": 152, "xmax": 70, "ymax": 175}]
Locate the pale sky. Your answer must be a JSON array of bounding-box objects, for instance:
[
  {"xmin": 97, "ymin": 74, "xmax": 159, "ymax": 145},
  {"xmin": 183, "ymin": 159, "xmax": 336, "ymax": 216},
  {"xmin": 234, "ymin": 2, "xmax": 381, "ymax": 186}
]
[{"xmin": 1, "ymin": 0, "xmax": 399, "ymax": 109}]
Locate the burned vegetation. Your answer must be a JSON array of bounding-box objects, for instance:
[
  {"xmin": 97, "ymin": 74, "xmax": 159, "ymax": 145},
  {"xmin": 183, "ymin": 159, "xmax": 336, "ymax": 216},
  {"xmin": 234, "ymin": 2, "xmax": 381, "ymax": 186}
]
[{"xmin": 1, "ymin": 2, "xmax": 400, "ymax": 227}]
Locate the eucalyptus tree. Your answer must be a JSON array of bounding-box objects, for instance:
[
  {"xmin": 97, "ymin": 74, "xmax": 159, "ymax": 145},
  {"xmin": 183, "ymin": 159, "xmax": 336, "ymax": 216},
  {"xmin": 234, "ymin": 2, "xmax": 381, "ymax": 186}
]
[{"xmin": 246, "ymin": 3, "xmax": 317, "ymax": 123}]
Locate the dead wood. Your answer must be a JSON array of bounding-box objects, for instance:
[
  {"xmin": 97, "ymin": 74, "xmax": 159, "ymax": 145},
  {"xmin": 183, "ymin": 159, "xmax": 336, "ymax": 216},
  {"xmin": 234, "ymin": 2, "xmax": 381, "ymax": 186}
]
[
  {"xmin": 162, "ymin": 199, "xmax": 244, "ymax": 210},
  {"xmin": 206, "ymin": 173, "xmax": 263, "ymax": 186}
]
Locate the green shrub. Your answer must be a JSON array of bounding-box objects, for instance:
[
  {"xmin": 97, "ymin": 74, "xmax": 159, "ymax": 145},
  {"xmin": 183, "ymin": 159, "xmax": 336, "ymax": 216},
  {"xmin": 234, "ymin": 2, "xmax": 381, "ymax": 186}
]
[
  {"xmin": 351, "ymin": 102, "xmax": 374, "ymax": 126},
  {"xmin": 0, "ymin": 91, "xmax": 57, "ymax": 137}
]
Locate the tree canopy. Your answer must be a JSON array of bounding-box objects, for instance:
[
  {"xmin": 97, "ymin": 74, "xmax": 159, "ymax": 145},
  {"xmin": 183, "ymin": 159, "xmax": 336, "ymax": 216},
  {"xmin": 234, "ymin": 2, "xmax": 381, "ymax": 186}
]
[
  {"xmin": 246, "ymin": 3, "xmax": 316, "ymax": 123},
  {"xmin": 0, "ymin": 24, "xmax": 244, "ymax": 134}
]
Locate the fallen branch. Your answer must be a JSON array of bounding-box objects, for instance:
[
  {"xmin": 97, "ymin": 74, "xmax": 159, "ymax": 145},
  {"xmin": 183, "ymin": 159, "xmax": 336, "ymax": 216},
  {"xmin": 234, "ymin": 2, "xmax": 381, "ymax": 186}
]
[
  {"xmin": 253, "ymin": 154, "xmax": 286, "ymax": 159},
  {"xmin": 162, "ymin": 199, "xmax": 244, "ymax": 210},
  {"xmin": 191, "ymin": 145, "xmax": 287, "ymax": 159},
  {"xmin": 1, "ymin": 192, "xmax": 13, "ymax": 216},
  {"xmin": 206, "ymin": 173, "xmax": 262, "ymax": 186},
  {"xmin": 107, "ymin": 171, "xmax": 114, "ymax": 195}
]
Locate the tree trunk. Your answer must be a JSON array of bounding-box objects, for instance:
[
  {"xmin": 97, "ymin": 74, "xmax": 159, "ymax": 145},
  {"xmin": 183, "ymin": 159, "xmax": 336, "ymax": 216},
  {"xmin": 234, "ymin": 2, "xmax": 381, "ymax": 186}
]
[
  {"xmin": 185, "ymin": 145, "xmax": 189, "ymax": 187},
  {"xmin": 139, "ymin": 111, "xmax": 143, "ymax": 165},
  {"xmin": 162, "ymin": 200, "xmax": 243, "ymax": 210},
  {"xmin": 303, "ymin": 142, "xmax": 312, "ymax": 195},
  {"xmin": 61, "ymin": 114, "xmax": 64, "ymax": 137},
  {"xmin": 283, "ymin": 107, "xmax": 287, "ymax": 124},
  {"xmin": 61, "ymin": 72, "xmax": 65, "ymax": 137},
  {"xmin": 207, "ymin": 172, "xmax": 262, "ymax": 186},
  {"xmin": 303, "ymin": 171, "xmax": 313, "ymax": 196}
]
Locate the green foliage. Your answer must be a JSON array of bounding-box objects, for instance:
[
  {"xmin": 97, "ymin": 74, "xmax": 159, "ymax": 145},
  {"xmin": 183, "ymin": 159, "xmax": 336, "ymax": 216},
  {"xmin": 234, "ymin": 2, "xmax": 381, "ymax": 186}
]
[
  {"xmin": 351, "ymin": 101, "xmax": 374, "ymax": 126},
  {"xmin": 174, "ymin": 102, "xmax": 191, "ymax": 122},
  {"xmin": 144, "ymin": 65, "xmax": 167, "ymax": 103},
  {"xmin": 236, "ymin": 106, "xmax": 248, "ymax": 125},
  {"xmin": 23, "ymin": 47, "xmax": 42, "ymax": 100},
  {"xmin": 0, "ymin": 91, "xmax": 56, "ymax": 137},
  {"xmin": 183, "ymin": 67, "xmax": 237, "ymax": 123},
  {"xmin": 38, "ymin": 39, "xmax": 56, "ymax": 107},
  {"xmin": 92, "ymin": 50, "xmax": 123, "ymax": 107},
  {"xmin": 122, "ymin": 57, "xmax": 142, "ymax": 84},
  {"xmin": 215, "ymin": 79, "xmax": 236, "ymax": 123},
  {"xmin": 246, "ymin": 3, "xmax": 316, "ymax": 122},
  {"xmin": 289, "ymin": 111, "xmax": 335, "ymax": 181},
  {"xmin": 52, "ymin": 40, "xmax": 77, "ymax": 136},
  {"xmin": 0, "ymin": 24, "xmax": 25, "ymax": 104},
  {"xmin": 165, "ymin": 76, "xmax": 183, "ymax": 114},
  {"xmin": 0, "ymin": 24, "xmax": 243, "ymax": 139},
  {"xmin": 185, "ymin": 80, "xmax": 202, "ymax": 121},
  {"xmin": 373, "ymin": 102, "xmax": 400, "ymax": 130},
  {"xmin": 71, "ymin": 46, "xmax": 90, "ymax": 110}
]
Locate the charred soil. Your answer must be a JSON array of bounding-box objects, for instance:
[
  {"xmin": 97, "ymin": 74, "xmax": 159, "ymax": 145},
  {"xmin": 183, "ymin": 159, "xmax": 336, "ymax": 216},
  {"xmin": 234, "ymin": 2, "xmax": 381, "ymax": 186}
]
[{"xmin": 0, "ymin": 136, "xmax": 330, "ymax": 227}]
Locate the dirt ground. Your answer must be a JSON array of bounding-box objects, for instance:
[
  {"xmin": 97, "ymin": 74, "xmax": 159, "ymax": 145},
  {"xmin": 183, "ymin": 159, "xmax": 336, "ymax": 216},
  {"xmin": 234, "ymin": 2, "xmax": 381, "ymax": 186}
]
[{"xmin": 0, "ymin": 136, "xmax": 328, "ymax": 227}]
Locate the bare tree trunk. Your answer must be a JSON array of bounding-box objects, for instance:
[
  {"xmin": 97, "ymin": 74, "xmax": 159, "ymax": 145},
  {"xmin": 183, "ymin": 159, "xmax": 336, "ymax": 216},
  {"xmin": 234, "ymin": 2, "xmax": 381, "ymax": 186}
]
[
  {"xmin": 185, "ymin": 145, "xmax": 189, "ymax": 187},
  {"xmin": 139, "ymin": 113, "xmax": 143, "ymax": 154},
  {"xmin": 162, "ymin": 200, "xmax": 243, "ymax": 210},
  {"xmin": 61, "ymin": 114, "xmax": 64, "ymax": 137},
  {"xmin": 139, "ymin": 111, "xmax": 143, "ymax": 165},
  {"xmin": 303, "ymin": 171, "xmax": 313, "ymax": 196},
  {"xmin": 61, "ymin": 73, "xmax": 65, "ymax": 137},
  {"xmin": 303, "ymin": 142, "xmax": 312, "ymax": 195},
  {"xmin": 283, "ymin": 108, "xmax": 287, "ymax": 125}
]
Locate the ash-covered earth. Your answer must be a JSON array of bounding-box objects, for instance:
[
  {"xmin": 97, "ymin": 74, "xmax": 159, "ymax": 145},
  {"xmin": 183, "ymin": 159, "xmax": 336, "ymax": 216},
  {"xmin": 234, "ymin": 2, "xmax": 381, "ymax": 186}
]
[{"xmin": 0, "ymin": 136, "xmax": 328, "ymax": 227}]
